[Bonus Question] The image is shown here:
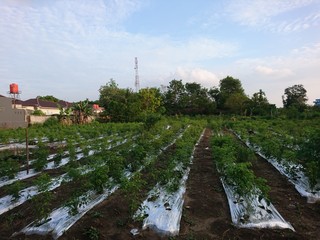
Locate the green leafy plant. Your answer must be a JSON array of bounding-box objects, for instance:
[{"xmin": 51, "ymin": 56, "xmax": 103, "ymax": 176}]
[
  {"xmin": 0, "ymin": 157, "xmax": 19, "ymax": 179},
  {"xmin": 31, "ymin": 191, "xmax": 53, "ymax": 224},
  {"xmin": 211, "ymin": 135, "xmax": 270, "ymax": 203},
  {"xmin": 121, "ymin": 172, "xmax": 146, "ymax": 214},
  {"xmin": 83, "ymin": 226, "xmax": 100, "ymax": 240},
  {"xmin": 88, "ymin": 165, "xmax": 109, "ymax": 194},
  {"xmin": 65, "ymin": 193, "xmax": 89, "ymax": 216},
  {"xmin": 33, "ymin": 141, "xmax": 49, "ymax": 171},
  {"xmin": 34, "ymin": 173, "xmax": 52, "ymax": 192},
  {"xmin": 5, "ymin": 181, "xmax": 25, "ymax": 201}
]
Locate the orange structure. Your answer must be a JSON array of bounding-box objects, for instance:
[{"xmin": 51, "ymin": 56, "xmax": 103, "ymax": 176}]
[{"xmin": 10, "ymin": 83, "xmax": 19, "ymax": 94}]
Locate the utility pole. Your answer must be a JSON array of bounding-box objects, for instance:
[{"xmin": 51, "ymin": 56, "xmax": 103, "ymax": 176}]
[
  {"xmin": 134, "ymin": 57, "xmax": 140, "ymax": 92},
  {"xmin": 26, "ymin": 127, "xmax": 29, "ymax": 174}
]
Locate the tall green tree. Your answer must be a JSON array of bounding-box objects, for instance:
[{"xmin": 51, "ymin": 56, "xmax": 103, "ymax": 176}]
[
  {"xmin": 99, "ymin": 79, "xmax": 139, "ymax": 122},
  {"xmin": 138, "ymin": 88, "xmax": 162, "ymax": 113},
  {"xmin": 224, "ymin": 93, "xmax": 249, "ymax": 115},
  {"xmin": 248, "ymin": 89, "xmax": 270, "ymax": 116},
  {"xmin": 73, "ymin": 99, "xmax": 92, "ymax": 124},
  {"xmin": 38, "ymin": 95, "xmax": 60, "ymax": 102},
  {"xmin": 184, "ymin": 82, "xmax": 216, "ymax": 115},
  {"xmin": 282, "ymin": 84, "xmax": 308, "ymax": 110},
  {"xmin": 163, "ymin": 80, "xmax": 216, "ymax": 115},
  {"xmin": 218, "ymin": 76, "xmax": 246, "ymax": 113},
  {"xmin": 163, "ymin": 79, "xmax": 186, "ymax": 115}
]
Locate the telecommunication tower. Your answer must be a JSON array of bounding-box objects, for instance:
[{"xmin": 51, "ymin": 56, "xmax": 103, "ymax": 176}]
[{"xmin": 134, "ymin": 57, "xmax": 140, "ymax": 92}]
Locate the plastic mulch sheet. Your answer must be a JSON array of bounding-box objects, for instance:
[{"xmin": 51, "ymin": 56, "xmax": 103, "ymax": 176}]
[
  {"xmin": 234, "ymin": 132, "xmax": 320, "ymax": 203},
  {"xmin": 135, "ymin": 167, "xmax": 190, "ymax": 236},
  {"xmin": 221, "ymin": 178, "xmax": 294, "ymax": 230},
  {"xmin": 134, "ymin": 129, "xmax": 205, "ymax": 236}
]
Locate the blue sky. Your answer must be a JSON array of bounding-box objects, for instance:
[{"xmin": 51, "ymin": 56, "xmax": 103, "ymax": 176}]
[{"xmin": 0, "ymin": 0, "xmax": 319, "ymax": 106}]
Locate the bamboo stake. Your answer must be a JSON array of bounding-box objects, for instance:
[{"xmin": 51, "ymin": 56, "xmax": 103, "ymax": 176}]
[{"xmin": 26, "ymin": 127, "xmax": 29, "ymax": 174}]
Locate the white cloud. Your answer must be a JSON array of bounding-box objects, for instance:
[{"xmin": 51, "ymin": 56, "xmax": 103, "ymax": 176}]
[
  {"xmin": 227, "ymin": 0, "xmax": 313, "ymax": 25},
  {"xmin": 231, "ymin": 42, "xmax": 320, "ymax": 106},
  {"xmin": 226, "ymin": 0, "xmax": 319, "ymax": 32},
  {"xmin": 255, "ymin": 65, "xmax": 294, "ymax": 77},
  {"xmin": 169, "ymin": 67, "xmax": 220, "ymax": 88}
]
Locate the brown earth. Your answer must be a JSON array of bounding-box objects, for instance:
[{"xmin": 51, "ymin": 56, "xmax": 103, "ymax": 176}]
[{"xmin": 1, "ymin": 128, "xmax": 320, "ymax": 240}]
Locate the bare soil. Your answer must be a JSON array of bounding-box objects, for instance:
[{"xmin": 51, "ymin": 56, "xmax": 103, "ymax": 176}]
[{"xmin": 1, "ymin": 128, "xmax": 320, "ymax": 240}]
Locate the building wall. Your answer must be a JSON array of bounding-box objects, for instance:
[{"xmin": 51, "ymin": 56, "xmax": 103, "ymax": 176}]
[
  {"xmin": 0, "ymin": 97, "xmax": 28, "ymax": 129},
  {"xmin": 39, "ymin": 107, "xmax": 60, "ymax": 115},
  {"xmin": 28, "ymin": 115, "xmax": 52, "ymax": 125}
]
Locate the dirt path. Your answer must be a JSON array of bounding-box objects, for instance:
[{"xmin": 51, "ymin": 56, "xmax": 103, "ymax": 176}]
[
  {"xmin": 250, "ymin": 153, "xmax": 320, "ymax": 240},
  {"xmin": 178, "ymin": 128, "xmax": 231, "ymax": 239},
  {"xmin": 178, "ymin": 128, "xmax": 311, "ymax": 240}
]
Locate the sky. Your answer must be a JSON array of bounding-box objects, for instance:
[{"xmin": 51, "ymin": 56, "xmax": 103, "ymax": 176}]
[{"xmin": 0, "ymin": 0, "xmax": 319, "ymax": 107}]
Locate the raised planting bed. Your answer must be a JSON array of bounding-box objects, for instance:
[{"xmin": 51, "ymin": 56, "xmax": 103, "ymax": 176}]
[{"xmin": 211, "ymin": 134, "xmax": 294, "ymax": 230}]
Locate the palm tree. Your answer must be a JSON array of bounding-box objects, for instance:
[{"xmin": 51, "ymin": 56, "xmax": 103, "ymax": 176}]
[{"xmin": 73, "ymin": 99, "xmax": 92, "ymax": 124}]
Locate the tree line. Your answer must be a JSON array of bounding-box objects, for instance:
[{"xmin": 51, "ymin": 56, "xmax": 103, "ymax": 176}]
[{"xmin": 97, "ymin": 76, "xmax": 319, "ymax": 122}]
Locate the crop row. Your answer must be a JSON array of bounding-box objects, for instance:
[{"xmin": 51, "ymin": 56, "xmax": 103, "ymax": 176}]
[{"xmin": 228, "ymin": 118, "xmax": 320, "ymax": 202}]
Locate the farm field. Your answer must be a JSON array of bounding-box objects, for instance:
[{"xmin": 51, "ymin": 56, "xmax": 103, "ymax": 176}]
[{"xmin": 0, "ymin": 117, "xmax": 319, "ymax": 239}]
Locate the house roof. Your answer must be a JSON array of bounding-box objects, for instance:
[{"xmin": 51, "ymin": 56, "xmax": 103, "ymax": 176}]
[{"xmin": 21, "ymin": 98, "xmax": 72, "ymax": 108}]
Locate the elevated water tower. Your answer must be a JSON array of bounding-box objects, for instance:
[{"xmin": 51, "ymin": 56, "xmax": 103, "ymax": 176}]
[{"xmin": 9, "ymin": 83, "xmax": 21, "ymax": 109}]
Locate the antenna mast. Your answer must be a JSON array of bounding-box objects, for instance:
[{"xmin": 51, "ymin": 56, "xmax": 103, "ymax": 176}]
[{"xmin": 134, "ymin": 57, "xmax": 140, "ymax": 92}]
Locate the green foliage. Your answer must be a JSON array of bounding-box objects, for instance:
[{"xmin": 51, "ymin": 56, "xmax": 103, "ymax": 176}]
[
  {"xmin": 88, "ymin": 165, "xmax": 109, "ymax": 194},
  {"xmin": 5, "ymin": 181, "xmax": 25, "ymax": 201},
  {"xmin": 211, "ymin": 135, "xmax": 270, "ymax": 201},
  {"xmin": 83, "ymin": 226, "xmax": 100, "ymax": 240},
  {"xmin": 163, "ymin": 80, "xmax": 216, "ymax": 115},
  {"xmin": 0, "ymin": 157, "xmax": 19, "ymax": 179},
  {"xmin": 298, "ymin": 129, "xmax": 320, "ymax": 189},
  {"xmin": 230, "ymin": 118, "xmax": 320, "ymax": 191},
  {"xmin": 99, "ymin": 79, "xmax": 141, "ymax": 122},
  {"xmin": 224, "ymin": 93, "xmax": 249, "ymax": 115},
  {"xmin": 138, "ymin": 87, "xmax": 163, "ymax": 113},
  {"xmin": 34, "ymin": 173, "xmax": 51, "ymax": 192},
  {"xmin": 67, "ymin": 140, "xmax": 77, "ymax": 163},
  {"xmin": 65, "ymin": 166, "xmax": 82, "ymax": 181},
  {"xmin": 282, "ymin": 84, "xmax": 308, "ymax": 110},
  {"xmin": 31, "ymin": 191, "xmax": 53, "ymax": 223},
  {"xmin": 236, "ymin": 147, "xmax": 257, "ymax": 163},
  {"xmin": 33, "ymin": 141, "xmax": 49, "ymax": 171},
  {"xmin": 121, "ymin": 172, "xmax": 146, "ymax": 214},
  {"xmin": 43, "ymin": 117, "xmax": 59, "ymax": 127},
  {"xmin": 53, "ymin": 146, "xmax": 65, "ymax": 166},
  {"xmin": 219, "ymin": 76, "xmax": 245, "ymax": 110},
  {"xmin": 73, "ymin": 98, "xmax": 93, "ymax": 124},
  {"xmin": 65, "ymin": 192, "xmax": 89, "ymax": 216},
  {"xmin": 107, "ymin": 154, "xmax": 125, "ymax": 183},
  {"xmin": 142, "ymin": 113, "xmax": 162, "ymax": 130},
  {"xmin": 125, "ymin": 145, "xmax": 146, "ymax": 172},
  {"xmin": 38, "ymin": 95, "xmax": 60, "ymax": 102},
  {"xmin": 32, "ymin": 109, "xmax": 46, "ymax": 116}
]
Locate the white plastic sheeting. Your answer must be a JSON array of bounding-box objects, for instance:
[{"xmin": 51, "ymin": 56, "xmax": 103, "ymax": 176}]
[
  {"xmin": 135, "ymin": 167, "xmax": 190, "ymax": 236},
  {"xmin": 0, "ymin": 137, "xmax": 130, "ymax": 188},
  {"xmin": 256, "ymin": 150, "xmax": 320, "ymax": 203},
  {"xmin": 0, "ymin": 174, "xmax": 66, "ymax": 215},
  {"xmin": 0, "ymin": 169, "xmax": 39, "ymax": 188},
  {"xmin": 14, "ymin": 128, "xmax": 188, "ymax": 239},
  {"xmin": 221, "ymin": 178, "xmax": 294, "ymax": 230},
  {"xmin": 17, "ymin": 186, "xmax": 119, "ymax": 240},
  {"xmin": 134, "ymin": 128, "xmax": 205, "ymax": 236},
  {"xmin": 234, "ymin": 132, "xmax": 320, "ymax": 203},
  {"xmin": 0, "ymin": 143, "xmax": 37, "ymax": 151},
  {"xmin": 0, "ymin": 152, "xmax": 83, "ymax": 188}
]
